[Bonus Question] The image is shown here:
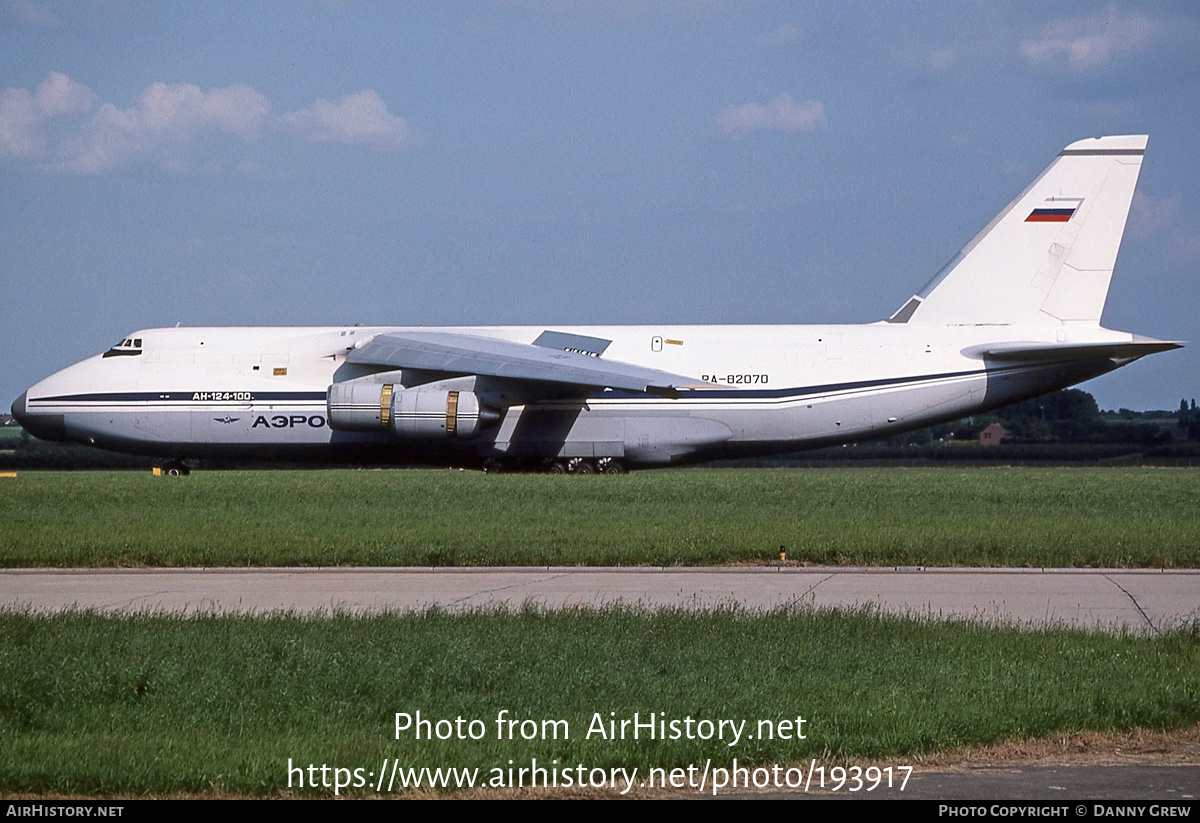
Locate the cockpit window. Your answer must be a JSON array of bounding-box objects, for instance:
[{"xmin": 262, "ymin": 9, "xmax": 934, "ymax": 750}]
[{"xmin": 103, "ymin": 336, "xmax": 144, "ymax": 358}]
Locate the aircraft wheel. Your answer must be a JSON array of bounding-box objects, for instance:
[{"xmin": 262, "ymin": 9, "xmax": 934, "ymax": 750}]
[
  {"xmin": 547, "ymin": 460, "xmax": 568, "ymax": 474},
  {"xmin": 568, "ymin": 458, "xmax": 595, "ymax": 474},
  {"xmin": 161, "ymin": 463, "xmax": 190, "ymax": 477},
  {"xmin": 482, "ymin": 459, "xmax": 504, "ymax": 474},
  {"xmin": 599, "ymin": 459, "xmax": 626, "ymax": 475}
]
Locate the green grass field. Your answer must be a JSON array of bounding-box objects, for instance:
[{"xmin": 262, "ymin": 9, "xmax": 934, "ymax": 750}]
[
  {"xmin": 1, "ymin": 467, "xmax": 1197, "ymax": 567},
  {"xmin": 2, "ymin": 607, "xmax": 1197, "ymax": 796}
]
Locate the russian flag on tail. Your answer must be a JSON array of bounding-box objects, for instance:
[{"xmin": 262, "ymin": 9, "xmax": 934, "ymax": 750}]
[
  {"xmin": 1026, "ymin": 208, "xmax": 1075, "ymax": 222},
  {"xmin": 1026, "ymin": 198, "xmax": 1083, "ymax": 223}
]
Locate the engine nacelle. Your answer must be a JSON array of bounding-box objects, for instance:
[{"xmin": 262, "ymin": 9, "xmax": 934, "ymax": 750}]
[
  {"xmin": 392, "ymin": 386, "xmax": 495, "ymax": 438},
  {"xmin": 327, "ymin": 381, "xmax": 498, "ymax": 438}
]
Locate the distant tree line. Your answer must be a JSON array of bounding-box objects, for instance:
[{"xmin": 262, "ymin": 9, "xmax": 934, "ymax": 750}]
[
  {"xmin": 0, "ymin": 422, "xmax": 153, "ymax": 470},
  {"xmin": 855, "ymin": 388, "xmax": 1190, "ymax": 449},
  {"xmin": 959, "ymin": 389, "xmax": 1184, "ymax": 446},
  {"xmin": 719, "ymin": 389, "xmax": 1200, "ymax": 467},
  {"xmin": 1177, "ymin": 398, "xmax": 1200, "ymax": 441}
]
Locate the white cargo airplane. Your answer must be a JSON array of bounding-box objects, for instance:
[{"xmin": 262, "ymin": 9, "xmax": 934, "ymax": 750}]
[{"xmin": 12, "ymin": 135, "xmax": 1180, "ymax": 473}]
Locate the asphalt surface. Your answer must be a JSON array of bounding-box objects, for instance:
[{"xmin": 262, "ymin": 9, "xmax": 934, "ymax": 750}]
[{"xmin": 2, "ymin": 566, "xmax": 1198, "ymax": 633}]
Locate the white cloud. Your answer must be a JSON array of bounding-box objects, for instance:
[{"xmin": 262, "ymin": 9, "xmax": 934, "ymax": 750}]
[
  {"xmin": 1167, "ymin": 222, "xmax": 1200, "ymax": 266},
  {"xmin": 34, "ymin": 71, "xmax": 95, "ymax": 117},
  {"xmin": 61, "ymin": 81, "xmax": 271, "ymax": 174},
  {"xmin": 1128, "ymin": 192, "xmax": 1180, "ymax": 239},
  {"xmin": 282, "ymin": 90, "xmax": 423, "ymax": 148},
  {"xmin": 760, "ymin": 23, "xmax": 803, "ymax": 47},
  {"xmin": 0, "ymin": 0, "xmax": 60, "ymax": 27},
  {"xmin": 0, "ymin": 72, "xmax": 92, "ymax": 159},
  {"xmin": 0, "ymin": 92, "xmax": 45, "ymax": 158},
  {"xmin": 1019, "ymin": 6, "xmax": 1164, "ymax": 73},
  {"xmin": 713, "ymin": 94, "xmax": 825, "ymax": 140},
  {"xmin": 0, "ymin": 73, "xmax": 423, "ymax": 174},
  {"xmin": 1128, "ymin": 192, "xmax": 1200, "ymax": 266},
  {"xmin": 923, "ymin": 47, "xmax": 959, "ymax": 76}
]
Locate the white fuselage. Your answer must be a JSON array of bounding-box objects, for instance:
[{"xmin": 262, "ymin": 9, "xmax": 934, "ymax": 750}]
[{"xmin": 16, "ymin": 322, "xmax": 1137, "ymax": 467}]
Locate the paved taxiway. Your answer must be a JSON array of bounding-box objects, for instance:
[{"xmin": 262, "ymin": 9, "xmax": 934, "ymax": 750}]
[{"xmin": 3, "ymin": 567, "xmax": 1198, "ymax": 633}]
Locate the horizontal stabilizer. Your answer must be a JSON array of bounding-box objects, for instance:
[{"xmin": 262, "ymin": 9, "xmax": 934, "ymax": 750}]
[
  {"xmin": 962, "ymin": 337, "xmax": 1182, "ymax": 362},
  {"xmin": 347, "ymin": 331, "xmax": 706, "ymax": 397}
]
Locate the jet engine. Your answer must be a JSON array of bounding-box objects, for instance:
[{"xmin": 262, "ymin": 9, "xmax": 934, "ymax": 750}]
[{"xmin": 327, "ymin": 379, "xmax": 499, "ymax": 438}]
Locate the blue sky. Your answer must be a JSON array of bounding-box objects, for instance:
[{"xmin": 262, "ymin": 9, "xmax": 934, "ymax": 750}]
[{"xmin": 3, "ymin": 1, "xmax": 1198, "ymax": 411}]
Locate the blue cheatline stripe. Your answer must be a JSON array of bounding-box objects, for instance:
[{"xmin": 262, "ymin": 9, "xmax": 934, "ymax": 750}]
[
  {"xmin": 592, "ymin": 365, "xmax": 999, "ymax": 401},
  {"xmin": 31, "ymin": 362, "xmax": 1048, "ymax": 408},
  {"xmin": 31, "ymin": 391, "xmax": 328, "ymax": 403}
]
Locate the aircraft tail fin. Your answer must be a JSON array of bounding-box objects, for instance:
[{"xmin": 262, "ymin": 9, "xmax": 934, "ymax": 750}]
[{"xmin": 888, "ymin": 135, "xmax": 1146, "ymax": 327}]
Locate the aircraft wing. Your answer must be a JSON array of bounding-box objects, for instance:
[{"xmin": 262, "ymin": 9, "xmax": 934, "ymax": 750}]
[{"xmin": 346, "ymin": 330, "xmax": 706, "ymax": 398}]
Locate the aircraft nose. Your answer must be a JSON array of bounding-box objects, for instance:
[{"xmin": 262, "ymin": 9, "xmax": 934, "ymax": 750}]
[
  {"xmin": 10, "ymin": 391, "xmax": 27, "ymax": 423},
  {"xmin": 10, "ymin": 390, "xmax": 67, "ymax": 442}
]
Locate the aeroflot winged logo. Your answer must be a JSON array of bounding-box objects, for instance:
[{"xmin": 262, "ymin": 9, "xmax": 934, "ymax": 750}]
[{"xmin": 1026, "ymin": 197, "xmax": 1084, "ymax": 223}]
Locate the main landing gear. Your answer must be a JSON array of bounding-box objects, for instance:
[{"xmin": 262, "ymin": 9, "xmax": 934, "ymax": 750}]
[
  {"xmin": 545, "ymin": 457, "xmax": 626, "ymax": 475},
  {"xmin": 596, "ymin": 458, "xmax": 627, "ymax": 475},
  {"xmin": 153, "ymin": 461, "xmax": 191, "ymax": 477},
  {"xmin": 486, "ymin": 457, "xmax": 627, "ymax": 474}
]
